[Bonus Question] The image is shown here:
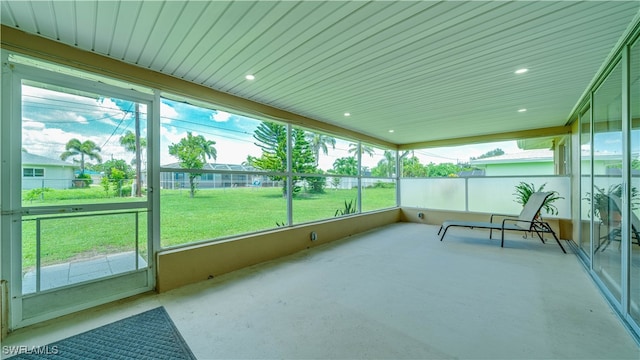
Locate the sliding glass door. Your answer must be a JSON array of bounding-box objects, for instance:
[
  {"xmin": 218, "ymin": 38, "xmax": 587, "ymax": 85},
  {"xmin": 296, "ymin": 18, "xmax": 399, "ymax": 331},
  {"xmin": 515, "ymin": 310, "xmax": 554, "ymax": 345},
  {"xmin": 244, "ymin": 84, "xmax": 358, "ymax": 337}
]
[
  {"xmin": 592, "ymin": 60, "xmax": 624, "ymax": 302},
  {"xmin": 1, "ymin": 58, "xmax": 156, "ymax": 328},
  {"xmin": 629, "ymin": 36, "xmax": 640, "ymax": 326}
]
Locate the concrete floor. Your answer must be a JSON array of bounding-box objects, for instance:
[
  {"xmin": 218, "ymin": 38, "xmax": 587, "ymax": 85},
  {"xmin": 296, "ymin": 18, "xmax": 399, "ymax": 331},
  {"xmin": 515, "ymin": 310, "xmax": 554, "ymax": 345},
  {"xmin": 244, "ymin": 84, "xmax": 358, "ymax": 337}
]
[{"xmin": 3, "ymin": 223, "xmax": 640, "ymax": 359}]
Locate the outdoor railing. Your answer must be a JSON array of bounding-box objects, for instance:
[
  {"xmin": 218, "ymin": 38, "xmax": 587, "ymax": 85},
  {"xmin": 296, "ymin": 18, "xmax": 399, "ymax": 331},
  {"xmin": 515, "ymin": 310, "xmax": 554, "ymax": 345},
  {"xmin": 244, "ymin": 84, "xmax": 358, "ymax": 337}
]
[
  {"xmin": 400, "ymin": 175, "xmax": 571, "ymax": 219},
  {"xmin": 21, "ymin": 209, "xmax": 149, "ymax": 294}
]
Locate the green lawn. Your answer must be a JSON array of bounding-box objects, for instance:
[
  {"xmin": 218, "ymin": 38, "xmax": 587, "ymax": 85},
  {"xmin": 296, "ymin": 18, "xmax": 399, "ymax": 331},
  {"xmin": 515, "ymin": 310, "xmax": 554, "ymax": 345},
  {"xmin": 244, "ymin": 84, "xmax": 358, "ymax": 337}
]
[{"xmin": 21, "ymin": 186, "xmax": 396, "ymax": 269}]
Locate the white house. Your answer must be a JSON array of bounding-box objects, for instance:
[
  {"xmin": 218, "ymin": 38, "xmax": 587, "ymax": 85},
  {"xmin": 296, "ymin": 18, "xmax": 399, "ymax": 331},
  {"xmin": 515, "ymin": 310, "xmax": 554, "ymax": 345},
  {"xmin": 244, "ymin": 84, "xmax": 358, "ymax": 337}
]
[
  {"xmin": 22, "ymin": 152, "xmax": 76, "ymax": 190},
  {"xmin": 471, "ymin": 149, "xmax": 627, "ymax": 176}
]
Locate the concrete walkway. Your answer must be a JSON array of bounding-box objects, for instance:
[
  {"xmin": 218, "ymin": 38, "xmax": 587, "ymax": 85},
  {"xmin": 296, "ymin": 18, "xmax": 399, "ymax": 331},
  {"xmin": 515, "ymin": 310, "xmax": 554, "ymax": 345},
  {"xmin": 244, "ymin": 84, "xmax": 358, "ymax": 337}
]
[{"xmin": 22, "ymin": 252, "xmax": 148, "ymax": 294}]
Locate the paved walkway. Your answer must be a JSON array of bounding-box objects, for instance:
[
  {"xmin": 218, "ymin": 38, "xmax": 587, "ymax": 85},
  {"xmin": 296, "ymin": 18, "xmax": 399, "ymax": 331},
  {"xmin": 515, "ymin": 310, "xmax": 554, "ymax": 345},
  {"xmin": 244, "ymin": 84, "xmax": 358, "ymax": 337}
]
[{"xmin": 23, "ymin": 252, "xmax": 148, "ymax": 294}]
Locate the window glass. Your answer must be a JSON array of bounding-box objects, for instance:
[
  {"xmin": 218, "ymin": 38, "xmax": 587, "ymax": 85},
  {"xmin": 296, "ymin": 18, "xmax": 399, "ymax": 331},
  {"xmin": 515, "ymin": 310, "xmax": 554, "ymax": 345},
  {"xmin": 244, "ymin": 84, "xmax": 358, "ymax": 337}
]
[
  {"xmin": 629, "ymin": 38, "xmax": 640, "ymax": 323},
  {"xmin": 159, "ymin": 97, "xmax": 286, "ymax": 247},
  {"xmin": 20, "ymin": 77, "xmax": 149, "ymax": 294},
  {"xmin": 404, "ymin": 136, "xmax": 568, "ymax": 178},
  {"xmin": 592, "ymin": 60, "xmax": 623, "ymax": 302},
  {"xmin": 288, "ymin": 129, "xmax": 361, "ymax": 223},
  {"xmin": 293, "ymin": 176, "xmax": 358, "ymax": 224},
  {"xmin": 21, "ymin": 80, "xmax": 148, "ymax": 205},
  {"xmin": 362, "ymin": 178, "xmax": 396, "ymax": 210},
  {"xmin": 361, "ymin": 144, "xmax": 396, "ymax": 211}
]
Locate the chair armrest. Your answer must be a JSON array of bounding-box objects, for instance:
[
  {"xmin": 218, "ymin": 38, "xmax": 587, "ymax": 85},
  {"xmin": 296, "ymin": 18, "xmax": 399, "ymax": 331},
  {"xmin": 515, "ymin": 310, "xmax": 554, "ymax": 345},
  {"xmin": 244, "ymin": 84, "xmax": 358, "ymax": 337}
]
[
  {"xmin": 490, "ymin": 213, "xmax": 518, "ymax": 223},
  {"xmin": 501, "ymin": 217, "xmax": 534, "ymax": 228}
]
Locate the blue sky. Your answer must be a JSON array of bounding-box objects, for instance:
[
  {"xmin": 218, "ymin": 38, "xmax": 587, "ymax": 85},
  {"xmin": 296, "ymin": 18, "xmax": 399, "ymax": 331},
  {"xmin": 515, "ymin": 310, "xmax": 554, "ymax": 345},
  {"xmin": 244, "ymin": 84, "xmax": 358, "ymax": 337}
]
[{"xmin": 22, "ymin": 84, "xmax": 143, "ymax": 163}]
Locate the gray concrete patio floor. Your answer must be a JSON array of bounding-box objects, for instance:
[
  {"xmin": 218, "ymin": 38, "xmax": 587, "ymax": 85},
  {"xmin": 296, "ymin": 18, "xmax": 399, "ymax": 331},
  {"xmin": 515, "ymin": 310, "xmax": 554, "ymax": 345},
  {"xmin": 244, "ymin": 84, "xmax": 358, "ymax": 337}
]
[{"xmin": 6, "ymin": 223, "xmax": 640, "ymax": 359}]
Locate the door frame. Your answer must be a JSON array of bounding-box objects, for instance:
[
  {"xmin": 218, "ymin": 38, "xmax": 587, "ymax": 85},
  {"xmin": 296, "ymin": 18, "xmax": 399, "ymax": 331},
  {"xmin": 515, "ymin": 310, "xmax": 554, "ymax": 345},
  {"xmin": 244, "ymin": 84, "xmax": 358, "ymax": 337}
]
[{"xmin": 1, "ymin": 52, "xmax": 158, "ymax": 329}]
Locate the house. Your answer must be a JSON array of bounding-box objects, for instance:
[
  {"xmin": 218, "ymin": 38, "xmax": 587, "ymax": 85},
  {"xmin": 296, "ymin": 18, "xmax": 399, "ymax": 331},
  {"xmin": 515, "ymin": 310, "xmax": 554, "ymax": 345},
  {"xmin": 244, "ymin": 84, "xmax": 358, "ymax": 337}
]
[
  {"xmin": 21, "ymin": 152, "xmax": 75, "ymax": 190},
  {"xmin": 471, "ymin": 149, "xmax": 634, "ymax": 177},
  {"xmin": 160, "ymin": 163, "xmax": 279, "ymax": 189},
  {"xmin": 1, "ymin": 1, "xmax": 640, "ymax": 355}
]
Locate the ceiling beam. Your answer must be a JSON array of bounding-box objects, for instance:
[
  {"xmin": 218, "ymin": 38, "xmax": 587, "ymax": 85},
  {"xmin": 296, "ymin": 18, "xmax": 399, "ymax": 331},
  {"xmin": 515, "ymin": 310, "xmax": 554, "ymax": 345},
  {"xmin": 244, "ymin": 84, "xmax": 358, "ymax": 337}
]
[{"xmin": 399, "ymin": 125, "xmax": 572, "ymax": 150}]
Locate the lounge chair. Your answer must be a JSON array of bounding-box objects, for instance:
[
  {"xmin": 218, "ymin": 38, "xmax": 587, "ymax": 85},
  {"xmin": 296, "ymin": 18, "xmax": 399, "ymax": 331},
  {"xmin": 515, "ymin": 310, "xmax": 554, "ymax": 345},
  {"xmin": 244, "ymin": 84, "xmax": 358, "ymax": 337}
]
[{"xmin": 438, "ymin": 192, "xmax": 566, "ymax": 253}]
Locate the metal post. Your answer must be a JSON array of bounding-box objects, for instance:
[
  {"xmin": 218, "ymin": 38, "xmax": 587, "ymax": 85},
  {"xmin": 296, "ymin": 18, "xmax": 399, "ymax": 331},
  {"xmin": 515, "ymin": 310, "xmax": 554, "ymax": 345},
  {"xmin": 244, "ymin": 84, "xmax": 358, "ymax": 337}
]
[
  {"xmin": 135, "ymin": 212, "xmax": 139, "ymax": 270},
  {"xmin": 35, "ymin": 219, "xmax": 41, "ymax": 293}
]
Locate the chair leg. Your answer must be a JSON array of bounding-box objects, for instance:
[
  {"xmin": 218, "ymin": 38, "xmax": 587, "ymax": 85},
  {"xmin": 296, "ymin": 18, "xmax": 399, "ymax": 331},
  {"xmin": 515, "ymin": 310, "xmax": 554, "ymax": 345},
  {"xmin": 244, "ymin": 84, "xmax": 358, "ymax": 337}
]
[
  {"xmin": 632, "ymin": 228, "xmax": 640, "ymax": 246},
  {"xmin": 437, "ymin": 226, "xmax": 443, "ymax": 235},
  {"xmin": 533, "ymin": 229, "xmax": 545, "ymax": 244},
  {"xmin": 439, "ymin": 226, "xmax": 449, "ymax": 241},
  {"xmin": 544, "ymin": 225, "xmax": 566, "ymax": 254},
  {"xmin": 501, "ymin": 229, "xmax": 505, "ymax": 248}
]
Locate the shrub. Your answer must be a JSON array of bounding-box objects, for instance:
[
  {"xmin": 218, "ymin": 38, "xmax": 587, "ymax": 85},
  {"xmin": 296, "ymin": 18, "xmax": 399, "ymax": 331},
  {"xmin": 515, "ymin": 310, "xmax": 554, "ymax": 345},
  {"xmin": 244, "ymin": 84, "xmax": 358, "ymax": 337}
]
[
  {"xmin": 369, "ymin": 181, "xmax": 394, "ymax": 189},
  {"xmin": 335, "ymin": 199, "xmax": 357, "ymax": 217},
  {"xmin": 305, "ymin": 176, "xmax": 327, "ymax": 194},
  {"xmin": 24, "ymin": 187, "xmax": 52, "ymax": 203},
  {"xmin": 74, "ymin": 172, "xmax": 93, "ymax": 187}
]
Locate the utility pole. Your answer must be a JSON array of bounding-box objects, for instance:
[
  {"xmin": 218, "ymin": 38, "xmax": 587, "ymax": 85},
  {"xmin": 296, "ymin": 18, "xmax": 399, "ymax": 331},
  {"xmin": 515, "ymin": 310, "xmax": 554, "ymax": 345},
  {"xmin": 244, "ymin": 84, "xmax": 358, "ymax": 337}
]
[{"xmin": 135, "ymin": 103, "xmax": 142, "ymax": 197}]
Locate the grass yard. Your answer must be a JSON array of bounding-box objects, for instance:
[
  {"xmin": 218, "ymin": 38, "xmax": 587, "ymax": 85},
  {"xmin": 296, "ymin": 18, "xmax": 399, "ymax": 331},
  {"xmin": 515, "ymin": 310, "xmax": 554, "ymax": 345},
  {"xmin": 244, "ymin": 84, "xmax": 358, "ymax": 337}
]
[{"xmin": 21, "ymin": 186, "xmax": 396, "ymax": 269}]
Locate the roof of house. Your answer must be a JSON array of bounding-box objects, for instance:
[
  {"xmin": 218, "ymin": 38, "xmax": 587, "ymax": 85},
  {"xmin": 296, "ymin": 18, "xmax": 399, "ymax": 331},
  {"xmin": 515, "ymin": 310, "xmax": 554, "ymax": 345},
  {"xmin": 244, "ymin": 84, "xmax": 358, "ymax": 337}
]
[
  {"xmin": 470, "ymin": 149, "xmax": 554, "ymax": 165},
  {"xmin": 22, "ymin": 152, "xmax": 76, "ymax": 167},
  {"xmin": 162, "ymin": 163, "xmax": 259, "ymax": 172},
  {"xmin": 471, "ymin": 149, "xmax": 631, "ymax": 166}
]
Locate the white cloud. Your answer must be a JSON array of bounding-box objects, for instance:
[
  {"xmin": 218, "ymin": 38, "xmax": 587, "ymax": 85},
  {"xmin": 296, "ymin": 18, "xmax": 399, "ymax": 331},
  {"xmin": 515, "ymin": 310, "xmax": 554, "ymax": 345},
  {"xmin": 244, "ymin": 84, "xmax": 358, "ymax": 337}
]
[
  {"xmin": 160, "ymin": 101, "xmax": 179, "ymax": 124},
  {"xmin": 211, "ymin": 110, "xmax": 231, "ymax": 123},
  {"xmin": 22, "ymin": 119, "xmax": 45, "ymax": 130}
]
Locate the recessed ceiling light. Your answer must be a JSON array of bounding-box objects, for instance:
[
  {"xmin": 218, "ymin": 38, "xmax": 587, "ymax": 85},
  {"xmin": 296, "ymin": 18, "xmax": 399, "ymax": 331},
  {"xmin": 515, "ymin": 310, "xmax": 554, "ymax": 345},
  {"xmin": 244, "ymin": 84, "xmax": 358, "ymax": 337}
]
[
  {"xmin": 245, "ymin": 74, "xmax": 255, "ymax": 80},
  {"xmin": 388, "ymin": 129, "xmax": 395, "ymax": 133},
  {"xmin": 518, "ymin": 108, "xmax": 527, "ymax": 112},
  {"xmin": 515, "ymin": 68, "xmax": 528, "ymax": 74},
  {"xmin": 344, "ymin": 112, "xmax": 351, "ymax": 117}
]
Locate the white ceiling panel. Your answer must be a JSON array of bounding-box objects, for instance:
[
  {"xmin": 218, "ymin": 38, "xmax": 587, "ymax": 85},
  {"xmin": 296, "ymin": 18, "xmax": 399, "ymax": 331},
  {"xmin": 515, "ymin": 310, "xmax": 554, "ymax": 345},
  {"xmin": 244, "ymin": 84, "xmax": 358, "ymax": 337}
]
[
  {"xmin": 123, "ymin": 0, "xmax": 164, "ymax": 65},
  {"xmin": 75, "ymin": 1, "xmax": 97, "ymax": 50},
  {"xmin": 110, "ymin": 1, "xmax": 142, "ymax": 60},
  {"xmin": 92, "ymin": 1, "xmax": 119, "ymax": 55},
  {"xmin": 1, "ymin": 0, "xmax": 638, "ymax": 146}
]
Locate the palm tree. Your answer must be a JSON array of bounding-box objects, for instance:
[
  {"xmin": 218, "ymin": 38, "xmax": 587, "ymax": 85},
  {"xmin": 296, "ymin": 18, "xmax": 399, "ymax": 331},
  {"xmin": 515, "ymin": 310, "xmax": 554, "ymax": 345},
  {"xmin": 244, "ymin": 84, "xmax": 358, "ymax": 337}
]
[
  {"xmin": 60, "ymin": 138, "xmax": 102, "ymax": 175},
  {"xmin": 348, "ymin": 143, "xmax": 375, "ymax": 157},
  {"xmin": 119, "ymin": 130, "xmax": 147, "ymax": 154},
  {"xmin": 382, "ymin": 150, "xmax": 396, "ymax": 177},
  {"xmin": 120, "ymin": 130, "xmax": 147, "ymax": 196},
  {"xmin": 306, "ymin": 133, "xmax": 336, "ymax": 166},
  {"xmin": 168, "ymin": 132, "xmax": 217, "ymax": 198}
]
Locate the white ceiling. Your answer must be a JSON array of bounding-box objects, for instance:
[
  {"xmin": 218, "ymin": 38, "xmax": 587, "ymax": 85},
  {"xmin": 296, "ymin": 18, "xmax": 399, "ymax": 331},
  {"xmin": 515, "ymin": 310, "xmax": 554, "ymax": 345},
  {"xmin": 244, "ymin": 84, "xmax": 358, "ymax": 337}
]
[{"xmin": 1, "ymin": 1, "xmax": 639, "ymax": 146}]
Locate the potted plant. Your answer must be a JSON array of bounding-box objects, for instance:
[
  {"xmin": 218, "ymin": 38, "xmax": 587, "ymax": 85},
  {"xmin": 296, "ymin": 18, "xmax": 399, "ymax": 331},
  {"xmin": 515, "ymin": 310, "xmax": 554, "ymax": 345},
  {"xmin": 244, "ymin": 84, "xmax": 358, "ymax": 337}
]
[{"xmin": 513, "ymin": 181, "xmax": 563, "ymax": 216}]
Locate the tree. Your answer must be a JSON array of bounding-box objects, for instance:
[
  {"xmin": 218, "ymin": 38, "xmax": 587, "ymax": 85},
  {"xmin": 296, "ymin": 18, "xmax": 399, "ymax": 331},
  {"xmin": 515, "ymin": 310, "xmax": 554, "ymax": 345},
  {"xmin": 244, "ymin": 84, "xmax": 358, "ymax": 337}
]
[
  {"xmin": 248, "ymin": 122, "xmax": 316, "ymax": 196},
  {"xmin": 60, "ymin": 138, "xmax": 102, "ymax": 175},
  {"xmin": 401, "ymin": 156, "xmax": 427, "ymax": 177},
  {"xmin": 470, "ymin": 148, "xmax": 504, "ymax": 160},
  {"xmin": 348, "ymin": 143, "xmax": 375, "ymax": 157},
  {"xmin": 424, "ymin": 162, "xmax": 461, "ymax": 177},
  {"xmin": 168, "ymin": 132, "xmax": 217, "ymax": 198},
  {"xmin": 119, "ymin": 130, "xmax": 147, "ymax": 196},
  {"xmin": 100, "ymin": 159, "xmax": 134, "ymax": 179},
  {"xmin": 371, "ymin": 150, "xmax": 396, "ymax": 177},
  {"xmin": 332, "ymin": 156, "xmax": 358, "ymax": 176},
  {"xmin": 119, "ymin": 130, "xmax": 147, "ymax": 153},
  {"xmin": 306, "ymin": 133, "xmax": 336, "ymax": 166}
]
